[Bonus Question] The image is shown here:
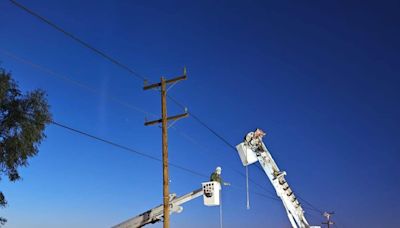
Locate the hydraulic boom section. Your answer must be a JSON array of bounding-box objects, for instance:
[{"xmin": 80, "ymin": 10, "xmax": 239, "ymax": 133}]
[
  {"xmin": 112, "ymin": 181, "xmax": 221, "ymax": 228},
  {"xmin": 236, "ymin": 129, "xmax": 320, "ymax": 228}
]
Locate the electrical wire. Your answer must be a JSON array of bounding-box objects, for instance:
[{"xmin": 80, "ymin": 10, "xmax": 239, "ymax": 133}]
[
  {"xmin": 168, "ymin": 94, "xmax": 237, "ymax": 151},
  {"xmin": 8, "ymin": 0, "xmax": 327, "ymax": 213},
  {"xmin": 1, "ymin": 49, "xmax": 281, "ymax": 204},
  {"xmin": 3, "ymin": 43, "xmax": 322, "ymax": 218},
  {"xmin": 52, "ymin": 120, "xmax": 284, "ymax": 203},
  {"xmin": 1, "ymin": 48, "xmax": 281, "ymax": 201},
  {"xmin": 51, "ymin": 120, "xmax": 207, "ymax": 179},
  {"xmin": 256, "ymin": 162, "xmax": 325, "ymax": 215},
  {"xmin": 296, "ymin": 194, "xmax": 324, "ymax": 214},
  {"xmin": 8, "ymin": 0, "xmax": 147, "ymax": 81},
  {"xmin": 52, "ymin": 121, "xmax": 301, "ymax": 225},
  {"xmin": 7, "ymin": 0, "xmax": 263, "ymax": 183},
  {"xmin": 0, "ymin": 49, "xmax": 156, "ymax": 119},
  {"xmin": 167, "ymin": 94, "xmax": 282, "ymax": 198},
  {"xmin": 169, "ymin": 95, "xmax": 327, "ymax": 219}
]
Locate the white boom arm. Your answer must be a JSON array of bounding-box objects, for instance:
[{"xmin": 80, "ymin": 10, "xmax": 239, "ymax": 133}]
[
  {"xmin": 112, "ymin": 188, "xmax": 203, "ymax": 228},
  {"xmin": 112, "ymin": 180, "xmax": 222, "ymax": 228},
  {"xmin": 237, "ymin": 131, "xmax": 320, "ymax": 228}
]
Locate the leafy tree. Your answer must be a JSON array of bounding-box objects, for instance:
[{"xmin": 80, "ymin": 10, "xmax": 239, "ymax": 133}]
[{"xmin": 0, "ymin": 68, "xmax": 52, "ymax": 225}]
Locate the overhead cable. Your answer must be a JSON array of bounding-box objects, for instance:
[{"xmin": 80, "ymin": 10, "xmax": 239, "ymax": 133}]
[
  {"xmin": 8, "ymin": 0, "xmax": 147, "ymax": 81},
  {"xmin": 51, "ymin": 120, "xmax": 207, "ymax": 178},
  {"xmin": 52, "ymin": 120, "xmax": 283, "ymax": 202}
]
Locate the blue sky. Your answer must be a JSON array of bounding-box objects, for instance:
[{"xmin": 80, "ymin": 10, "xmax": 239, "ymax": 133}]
[{"xmin": 1, "ymin": 0, "xmax": 399, "ymax": 227}]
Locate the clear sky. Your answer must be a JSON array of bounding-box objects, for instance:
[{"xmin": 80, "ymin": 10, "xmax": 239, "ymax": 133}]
[{"xmin": 1, "ymin": 0, "xmax": 399, "ymax": 227}]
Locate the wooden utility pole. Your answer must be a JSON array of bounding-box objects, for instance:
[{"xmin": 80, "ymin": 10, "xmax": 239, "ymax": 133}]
[
  {"xmin": 143, "ymin": 69, "xmax": 188, "ymax": 228},
  {"xmin": 322, "ymin": 212, "xmax": 335, "ymax": 228}
]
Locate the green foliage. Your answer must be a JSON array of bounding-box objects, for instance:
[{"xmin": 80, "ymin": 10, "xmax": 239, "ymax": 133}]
[{"xmin": 0, "ymin": 68, "xmax": 52, "ymax": 224}]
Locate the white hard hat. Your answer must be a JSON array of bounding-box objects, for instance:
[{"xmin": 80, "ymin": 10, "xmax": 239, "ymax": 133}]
[{"xmin": 216, "ymin": 166, "xmax": 222, "ymax": 171}]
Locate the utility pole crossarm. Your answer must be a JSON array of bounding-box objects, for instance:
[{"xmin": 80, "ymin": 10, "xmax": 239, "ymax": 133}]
[
  {"xmin": 143, "ymin": 75, "xmax": 187, "ymax": 90},
  {"xmin": 144, "ymin": 113, "xmax": 189, "ymax": 126},
  {"xmin": 322, "ymin": 212, "xmax": 335, "ymax": 228}
]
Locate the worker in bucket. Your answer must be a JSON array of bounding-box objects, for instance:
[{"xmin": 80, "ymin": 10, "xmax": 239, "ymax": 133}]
[
  {"xmin": 244, "ymin": 129, "xmax": 282, "ymax": 178},
  {"xmin": 244, "ymin": 128, "xmax": 266, "ymax": 153},
  {"xmin": 210, "ymin": 167, "xmax": 230, "ymax": 186}
]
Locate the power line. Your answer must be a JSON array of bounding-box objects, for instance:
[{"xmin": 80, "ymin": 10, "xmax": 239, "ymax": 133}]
[
  {"xmin": 1, "ymin": 48, "xmax": 279, "ymax": 201},
  {"xmin": 7, "ymin": 0, "xmax": 240, "ymax": 158},
  {"xmin": 2, "ymin": 46, "xmax": 323, "ymax": 215},
  {"xmin": 256, "ymin": 153, "xmax": 323, "ymax": 213},
  {"xmin": 170, "ymin": 94, "xmax": 327, "ymax": 215},
  {"xmin": 296, "ymin": 194, "xmax": 324, "ymax": 214},
  {"xmin": 0, "ymin": 49, "xmax": 156, "ymax": 118},
  {"xmin": 1, "ymin": 49, "xmax": 277, "ymax": 200},
  {"xmin": 51, "ymin": 120, "xmax": 283, "ymax": 202},
  {"xmin": 7, "ymin": 0, "xmax": 238, "ymax": 160},
  {"xmin": 8, "ymin": 0, "xmax": 326, "ymax": 212},
  {"xmin": 167, "ymin": 94, "xmax": 237, "ymax": 151},
  {"xmin": 53, "ymin": 120, "xmax": 325, "ymax": 222},
  {"xmin": 8, "ymin": 0, "xmax": 147, "ymax": 81},
  {"xmin": 8, "ymin": 2, "xmax": 333, "ymax": 226},
  {"xmin": 51, "ymin": 120, "xmax": 207, "ymax": 179},
  {"xmin": 254, "ymin": 157, "xmax": 324, "ymax": 214},
  {"xmin": 167, "ymin": 94, "xmax": 282, "ymax": 197}
]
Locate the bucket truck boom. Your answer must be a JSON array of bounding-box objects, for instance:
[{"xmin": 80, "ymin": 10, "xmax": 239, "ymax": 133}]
[
  {"xmin": 236, "ymin": 129, "xmax": 320, "ymax": 228},
  {"xmin": 112, "ymin": 181, "xmax": 221, "ymax": 228}
]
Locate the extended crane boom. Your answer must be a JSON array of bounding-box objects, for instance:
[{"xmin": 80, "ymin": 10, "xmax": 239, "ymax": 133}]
[
  {"xmin": 112, "ymin": 181, "xmax": 221, "ymax": 228},
  {"xmin": 112, "ymin": 189, "xmax": 203, "ymax": 228},
  {"xmin": 236, "ymin": 129, "xmax": 320, "ymax": 228}
]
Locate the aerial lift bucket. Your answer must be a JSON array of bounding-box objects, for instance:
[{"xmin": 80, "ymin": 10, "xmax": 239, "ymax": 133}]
[
  {"xmin": 202, "ymin": 181, "xmax": 221, "ymax": 206},
  {"xmin": 236, "ymin": 142, "xmax": 258, "ymax": 166}
]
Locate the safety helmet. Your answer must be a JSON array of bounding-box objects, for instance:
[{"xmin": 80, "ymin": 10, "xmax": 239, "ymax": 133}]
[{"xmin": 216, "ymin": 166, "xmax": 222, "ymax": 172}]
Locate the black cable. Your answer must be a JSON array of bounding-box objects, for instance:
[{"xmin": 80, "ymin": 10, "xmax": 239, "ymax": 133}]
[
  {"xmin": 51, "ymin": 121, "xmax": 285, "ymax": 202},
  {"xmin": 257, "ymin": 164, "xmax": 324, "ymax": 214},
  {"xmin": 8, "ymin": 0, "xmax": 271, "ymax": 192},
  {"xmin": 1, "ymin": 49, "xmax": 282, "ymax": 202},
  {"xmin": 9, "ymin": 0, "xmax": 147, "ymax": 81},
  {"xmin": 0, "ymin": 49, "xmax": 155, "ymax": 118},
  {"xmin": 168, "ymin": 94, "xmax": 281, "ymax": 198},
  {"xmin": 7, "ymin": 0, "xmax": 247, "ymax": 182},
  {"xmin": 170, "ymin": 92, "xmax": 329, "ymax": 215},
  {"xmin": 51, "ymin": 121, "xmax": 207, "ymax": 178},
  {"xmin": 296, "ymin": 194, "xmax": 324, "ymax": 214},
  {"xmin": 9, "ymin": 0, "xmax": 326, "ymax": 211},
  {"xmin": 167, "ymin": 94, "xmax": 237, "ymax": 151},
  {"xmin": 8, "ymin": 1, "xmax": 333, "ymax": 224}
]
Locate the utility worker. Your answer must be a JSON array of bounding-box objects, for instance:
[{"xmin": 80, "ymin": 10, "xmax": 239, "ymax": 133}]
[
  {"xmin": 210, "ymin": 166, "xmax": 222, "ymax": 183},
  {"xmin": 210, "ymin": 167, "xmax": 230, "ymax": 186},
  {"xmin": 245, "ymin": 129, "xmax": 282, "ymax": 178},
  {"xmin": 245, "ymin": 128, "xmax": 266, "ymax": 153}
]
